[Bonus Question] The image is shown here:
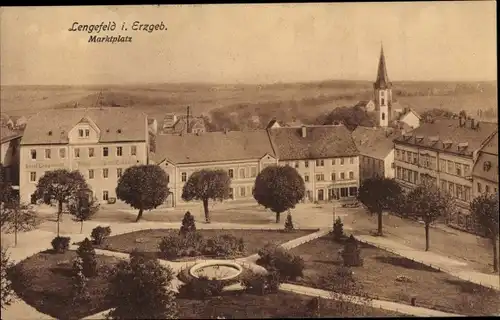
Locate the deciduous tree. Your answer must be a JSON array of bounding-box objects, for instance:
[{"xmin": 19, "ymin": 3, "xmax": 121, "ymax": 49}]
[
  {"xmin": 0, "ymin": 202, "xmax": 39, "ymax": 246},
  {"xmin": 357, "ymin": 177, "xmax": 403, "ymax": 236},
  {"xmin": 68, "ymin": 194, "xmax": 100, "ymax": 233},
  {"xmin": 32, "ymin": 169, "xmax": 88, "ymax": 236},
  {"xmin": 116, "ymin": 165, "xmax": 169, "ymax": 222},
  {"xmin": 181, "ymin": 169, "xmax": 231, "ymax": 223},
  {"xmin": 0, "ymin": 246, "xmax": 15, "ymax": 309},
  {"xmin": 253, "ymin": 165, "xmax": 305, "ymax": 223},
  {"xmin": 406, "ymin": 180, "xmax": 455, "ymax": 251},
  {"xmin": 470, "ymin": 192, "xmax": 499, "ymax": 273},
  {"xmin": 106, "ymin": 252, "xmax": 178, "ymax": 319}
]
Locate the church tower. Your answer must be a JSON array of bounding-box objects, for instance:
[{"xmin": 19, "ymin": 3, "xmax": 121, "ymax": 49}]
[{"xmin": 373, "ymin": 45, "xmax": 392, "ymax": 127}]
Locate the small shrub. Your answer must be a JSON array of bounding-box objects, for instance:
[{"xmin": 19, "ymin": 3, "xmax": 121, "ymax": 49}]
[
  {"xmin": 202, "ymin": 234, "xmax": 244, "ymax": 258},
  {"xmin": 284, "ymin": 213, "xmax": 294, "ymax": 232},
  {"xmin": 177, "ymin": 276, "xmax": 225, "ymax": 300},
  {"xmin": 240, "ymin": 270, "xmax": 281, "ymax": 295},
  {"xmin": 91, "ymin": 226, "xmax": 111, "ymax": 245},
  {"xmin": 76, "ymin": 238, "xmax": 97, "ymax": 277},
  {"xmin": 1, "ymin": 247, "xmax": 15, "ymax": 309},
  {"xmin": 51, "ymin": 236, "xmax": 71, "ymax": 253},
  {"xmin": 179, "ymin": 211, "xmax": 196, "ymax": 235},
  {"xmin": 341, "ymin": 235, "xmax": 363, "ymax": 267},
  {"xmin": 257, "ymin": 244, "xmax": 305, "ymax": 281},
  {"xmin": 70, "ymin": 257, "xmax": 90, "ymax": 304},
  {"xmin": 159, "ymin": 232, "xmax": 205, "ymax": 260},
  {"xmin": 332, "ymin": 217, "xmax": 345, "ymax": 241}
]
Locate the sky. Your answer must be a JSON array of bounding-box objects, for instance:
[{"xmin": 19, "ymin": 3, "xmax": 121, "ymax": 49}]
[{"xmin": 0, "ymin": 2, "xmax": 497, "ymax": 85}]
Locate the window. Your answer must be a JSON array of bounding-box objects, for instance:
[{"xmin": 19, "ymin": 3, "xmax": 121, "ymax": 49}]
[
  {"xmin": 116, "ymin": 146, "xmax": 123, "ymax": 157},
  {"xmin": 341, "ymin": 158, "xmax": 345, "ymax": 165},
  {"xmin": 406, "ymin": 152, "xmax": 411, "ymax": 163},
  {"xmin": 340, "ymin": 172, "xmax": 345, "ymax": 180},
  {"xmin": 31, "ymin": 149, "xmax": 37, "ymax": 160},
  {"xmin": 103, "ymin": 169, "xmax": 109, "ymax": 178},
  {"xmin": 349, "ymin": 157, "xmax": 354, "ymax": 164},
  {"xmin": 332, "ymin": 159, "xmax": 336, "ymax": 165},
  {"xmin": 316, "ymin": 174, "xmax": 325, "ymax": 181},
  {"xmin": 349, "ymin": 187, "xmax": 358, "ymax": 197},
  {"xmin": 455, "ymin": 163, "xmax": 462, "ymax": 176},
  {"xmin": 447, "ymin": 160, "xmax": 453, "ymax": 173},
  {"xmin": 228, "ymin": 169, "xmax": 234, "ymax": 178},
  {"xmin": 412, "ymin": 153, "xmax": 418, "ymax": 164},
  {"xmin": 448, "ymin": 182, "xmax": 455, "ymax": 196},
  {"xmin": 340, "ymin": 187, "xmax": 348, "ymax": 197},
  {"xmin": 78, "ymin": 129, "xmax": 84, "ymax": 137},
  {"xmin": 131, "ymin": 145, "xmax": 137, "ymax": 156},
  {"xmin": 464, "ymin": 187, "xmax": 471, "ymax": 201},
  {"xmin": 401, "ymin": 151, "xmax": 405, "ymax": 161},
  {"xmin": 74, "ymin": 148, "xmax": 80, "ymax": 158},
  {"xmin": 304, "ymin": 160, "xmax": 309, "ymax": 168},
  {"xmin": 413, "ymin": 171, "xmax": 418, "ymax": 184},
  {"xmin": 477, "ymin": 182, "xmax": 482, "ymax": 193},
  {"xmin": 456, "ymin": 185, "xmax": 462, "ymax": 199},
  {"xmin": 349, "ymin": 171, "xmax": 354, "ymax": 179},
  {"xmin": 45, "ymin": 148, "xmax": 51, "ymax": 159},
  {"xmin": 117, "ymin": 168, "xmax": 123, "ymax": 178},
  {"xmin": 181, "ymin": 172, "xmax": 187, "ymax": 182},
  {"xmin": 239, "ymin": 168, "xmax": 245, "ymax": 179},
  {"xmin": 295, "ymin": 161, "xmax": 299, "ymax": 169},
  {"xmin": 88, "ymin": 147, "xmax": 95, "ymax": 158},
  {"xmin": 240, "ymin": 187, "xmax": 246, "ymax": 197},
  {"xmin": 103, "ymin": 147, "xmax": 109, "ymax": 157},
  {"xmin": 89, "ymin": 169, "xmax": 94, "ymax": 179},
  {"xmin": 30, "ymin": 172, "xmax": 36, "ymax": 182},
  {"xmin": 396, "ymin": 150, "xmax": 400, "ymax": 160},
  {"xmin": 229, "ymin": 188, "xmax": 234, "ymax": 200},
  {"xmin": 485, "ymin": 185, "xmax": 490, "ymax": 193},
  {"xmin": 463, "ymin": 164, "xmax": 470, "ymax": 176},
  {"xmin": 103, "ymin": 191, "xmax": 109, "ymax": 201},
  {"xmin": 396, "ymin": 167, "xmax": 402, "ymax": 179},
  {"xmin": 440, "ymin": 179, "xmax": 446, "ymax": 191},
  {"xmin": 439, "ymin": 159, "xmax": 446, "ymax": 172},
  {"xmin": 304, "ymin": 175, "xmax": 309, "ymax": 182},
  {"xmin": 403, "ymin": 169, "xmax": 408, "ymax": 181},
  {"xmin": 382, "ymin": 112, "xmax": 385, "ymax": 120},
  {"xmin": 250, "ymin": 167, "xmax": 257, "ymax": 177},
  {"xmin": 59, "ymin": 148, "xmax": 66, "ymax": 159},
  {"xmin": 85, "ymin": 129, "xmax": 90, "ymax": 137},
  {"xmin": 316, "ymin": 160, "xmax": 324, "ymax": 167},
  {"xmin": 331, "ymin": 172, "xmax": 336, "ymax": 181}
]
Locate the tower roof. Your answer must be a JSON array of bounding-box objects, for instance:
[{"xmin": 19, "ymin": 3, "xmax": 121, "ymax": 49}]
[{"xmin": 374, "ymin": 45, "xmax": 392, "ymax": 89}]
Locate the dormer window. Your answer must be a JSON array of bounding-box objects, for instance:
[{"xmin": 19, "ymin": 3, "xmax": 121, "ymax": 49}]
[
  {"xmin": 457, "ymin": 142, "xmax": 468, "ymax": 152},
  {"xmin": 443, "ymin": 140, "xmax": 452, "ymax": 149},
  {"xmin": 415, "ymin": 135, "xmax": 424, "ymax": 143},
  {"xmin": 483, "ymin": 161, "xmax": 492, "ymax": 172}
]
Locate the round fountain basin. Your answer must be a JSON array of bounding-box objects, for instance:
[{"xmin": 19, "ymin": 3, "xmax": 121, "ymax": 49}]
[{"xmin": 189, "ymin": 261, "xmax": 244, "ymax": 281}]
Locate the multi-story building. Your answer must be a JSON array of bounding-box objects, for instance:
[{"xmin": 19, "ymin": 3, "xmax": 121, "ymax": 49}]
[
  {"xmin": 393, "ymin": 117, "xmax": 497, "ymax": 231},
  {"xmin": 352, "ymin": 126, "xmax": 401, "ymax": 181},
  {"xmin": 1, "ymin": 126, "xmax": 23, "ymax": 186},
  {"xmin": 19, "ymin": 108, "xmax": 149, "ymax": 203},
  {"xmin": 472, "ymin": 131, "xmax": 498, "ymax": 198},
  {"xmin": 267, "ymin": 125, "xmax": 359, "ymax": 202},
  {"xmin": 150, "ymin": 129, "xmax": 277, "ymax": 207}
]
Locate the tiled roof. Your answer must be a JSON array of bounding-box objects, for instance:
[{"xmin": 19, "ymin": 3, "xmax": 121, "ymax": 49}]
[
  {"xmin": 21, "ymin": 108, "xmax": 148, "ymax": 145},
  {"xmin": 352, "ymin": 126, "xmax": 401, "ymax": 159},
  {"xmin": 152, "ymin": 130, "xmax": 276, "ymax": 164},
  {"xmin": 1, "ymin": 126, "xmax": 23, "ymax": 144},
  {"xmin": 267, "ymin": 125, "xmax": 358, "ymax": 161},
  {"xmin": 393, "ymin": 119, "xmax": 497, "ymax": 157},
  {"xmin": 472, "ymin": 131, "xmax": 498, "ymax": 183},
  {"xmin": 354, "ymin": 100, "xmax": 372, "ymax": 108},
  {"xmin": 161, "ymin": 116, "xmax": 205, "ymax": 134}
]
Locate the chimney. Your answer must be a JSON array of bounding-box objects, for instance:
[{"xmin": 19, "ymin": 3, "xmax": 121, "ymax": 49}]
[
  {"xmin": 186, "ymin": 106, "xmax": 191, "ymax": 134},
  {"xmin": 301, "ymin": 126, "xmax": 307, "ymax": 138}
]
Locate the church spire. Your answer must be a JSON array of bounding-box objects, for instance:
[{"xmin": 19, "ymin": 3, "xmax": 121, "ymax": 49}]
[{"xmin": 374, "ymin": 44, "xmax": 391, "ymax": 89}]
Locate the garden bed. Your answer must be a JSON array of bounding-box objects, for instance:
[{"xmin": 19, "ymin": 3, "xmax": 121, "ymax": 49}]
[
  {"xmin": 289, "ymin": 235, "xmax": 500, "ymax": 316},
  {"xmin": 97, "ymin": 229, "xmax": 317, "ymax": 261},
  {"xmin": 177, "ymin": 291, "xmax": 405, "ymax": 318},
  {"xmin": 10, "ymin": 250, "xmax": 122, "ymax": 320}
]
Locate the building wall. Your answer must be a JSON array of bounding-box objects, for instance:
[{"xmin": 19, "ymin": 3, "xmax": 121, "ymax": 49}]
[
  {"xmin": 384, "ymin": 149, "xmax": 395, "ymax": 179},
  {"xmin": 279, "ymin": 156, "xmax": 359, "ymax": 202},
  {"xmin": 365, "ymin": 101, "xmax": 375, "ymax": 112},
  {"xmin": 400, "ymin": 112, "xmax": 420, "ymax": 129},
  {"xmin": 359, "ymin": 150, "xmax": 394, "ymax": 182},
  {"xmin": 394, "ymin": 142, "xmax": 474, "ymax": 229},
  {"xmin": 158, "ymin": 154, "xmax": 278, "ymax": 207},
  {"xmin": 1, "ymin": 138, "xmax": 21, "ymax": 184},
  {"xmin": 19, "ymin": 141, "xmax": 148, "ymax": 203},
  {"xmin": 473, "ymin": 176, "xmax": 498, "ymax": 199}
]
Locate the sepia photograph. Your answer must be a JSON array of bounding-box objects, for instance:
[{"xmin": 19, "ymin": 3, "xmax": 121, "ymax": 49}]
[{"xmin": 0, "ymin": 2, "xmax": 498, "ymax": 319}]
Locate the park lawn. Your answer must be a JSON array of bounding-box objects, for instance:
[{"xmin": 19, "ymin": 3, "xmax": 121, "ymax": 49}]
[
  {"xmin": 289, "ymin": 235, "xmax": 500, "ymax": 316},
  {"xmin": 177, "ymin": 291, "xmax": 405, "ymax": 318},
  {"xmin": 10, "ymin": 250, "xmax": 122, "ymax": 320},
  {"xmin": 97, "ymin": 229, "xmax": 317, "ymax": 261}
]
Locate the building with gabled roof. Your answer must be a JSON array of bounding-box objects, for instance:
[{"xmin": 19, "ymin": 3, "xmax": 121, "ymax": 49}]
[
  {"xmin": 393, "ymin": 117, "xmax": 497, "ymax": 232},
  {"xmin": 352, "ymin": 126, "xmax": 402, "ymax": 181},
  {"xmin": 19, "ymin": 108, "xmax": 149, "ymax": 204},
  {"xmin": 472, "ymin": 131, "xmax": 498, "ymax": 199},
  {"xmin": 1, "ymin": 126, "xmax": 23, "ymax": 186}
]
